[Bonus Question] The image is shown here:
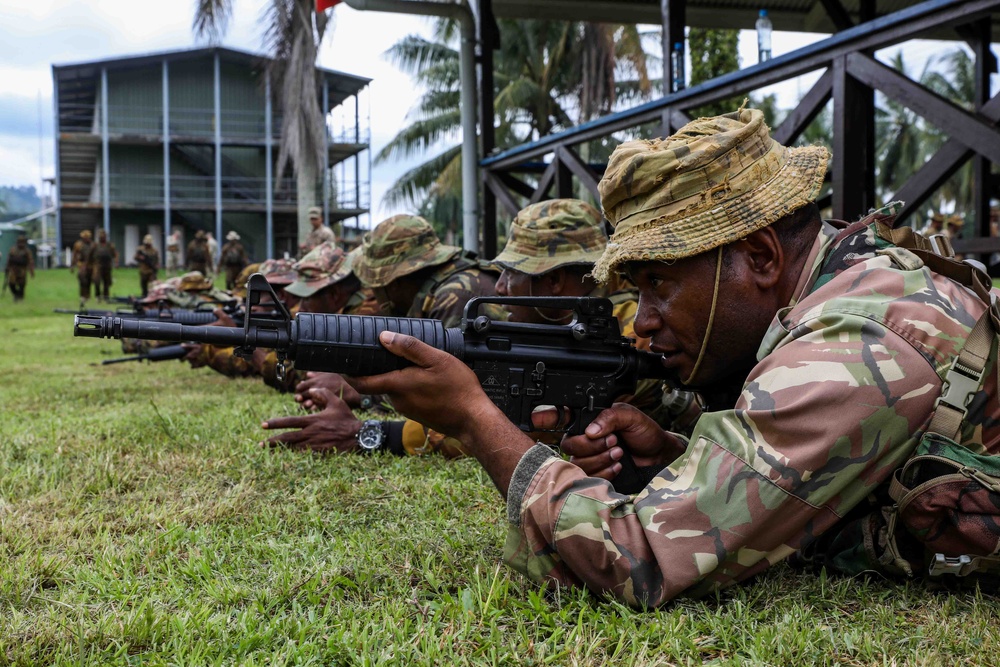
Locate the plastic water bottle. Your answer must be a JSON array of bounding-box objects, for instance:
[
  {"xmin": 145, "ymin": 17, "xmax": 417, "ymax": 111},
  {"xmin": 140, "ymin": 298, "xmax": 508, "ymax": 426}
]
[
  {"xmin": 756, "ymin": 9, "xmax": 773, "ymax": 62},
  {"xmin": 670, "ymin": 42, "xmax": 685, "ymax": 93}
]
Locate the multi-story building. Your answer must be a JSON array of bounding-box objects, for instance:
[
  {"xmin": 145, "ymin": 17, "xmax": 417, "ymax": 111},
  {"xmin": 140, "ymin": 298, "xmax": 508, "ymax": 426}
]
[{"xmin": 53, "ymin": 47, "xmax": 370, "ymax": 266}]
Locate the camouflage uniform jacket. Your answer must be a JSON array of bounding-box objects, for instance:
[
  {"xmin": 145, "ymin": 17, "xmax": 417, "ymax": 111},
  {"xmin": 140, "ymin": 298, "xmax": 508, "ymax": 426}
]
[
  {"xmin": 399, "ymin": 285, "xmax": 675, "ymax": 458},
  {"xmin": 503, "ymin": 210, "xmax": 1000, "ymax": 608},
  {"xmin": 72, "ymin": 239, "xmax": 95, "ymax": 272},
  {"xmin": 407, "ymin": 253, "xmax": 503, "ymax": 328},
  {"xmin": 302, "ymin": 225, "xmax": 337, "ymax": 256}
]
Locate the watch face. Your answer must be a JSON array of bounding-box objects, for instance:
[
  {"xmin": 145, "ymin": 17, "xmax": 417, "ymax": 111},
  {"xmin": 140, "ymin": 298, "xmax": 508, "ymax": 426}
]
[{"xmin": 357, "ymin": 420, "xmax": 384, "ymax": 452}]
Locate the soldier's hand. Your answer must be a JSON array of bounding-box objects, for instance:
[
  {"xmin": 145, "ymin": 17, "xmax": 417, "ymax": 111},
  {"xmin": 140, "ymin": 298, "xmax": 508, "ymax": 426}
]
[
  {"xmin": 210, "ymin": 308, "xmax": 236, "ymax": 327},
  {"xmin": 347, "ymin": 331, "xmax": 498, "ymax": 443},
  {"xmin": 261, "ymin": 388, "xmax": 361, "ymax": 453},
  {"xmin": 295, "ymin": 372, "xmax": 361, "ymax": 411},
  {"xmin": 558, "ymin": 403, "xmax": 686, "ymax": 481}
]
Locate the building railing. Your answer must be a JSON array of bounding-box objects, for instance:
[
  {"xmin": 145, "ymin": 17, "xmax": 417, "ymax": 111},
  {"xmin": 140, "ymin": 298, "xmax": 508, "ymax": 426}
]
[
  {"xmin": 59, "ymin": 171, "xmax": 369, "ymax": 210},
  {"xmin": 57, "ymin": 102, "xmax": 372, "ymax": 145},
  {"xmin": 478, "ymin": 0, "xmax": 1000, "ymax": 258}
]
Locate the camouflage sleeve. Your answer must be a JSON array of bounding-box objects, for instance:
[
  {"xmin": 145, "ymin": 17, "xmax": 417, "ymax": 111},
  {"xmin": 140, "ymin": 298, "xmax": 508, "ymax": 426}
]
[
  {"xmin": 503, "ymin": 313, "xmax": 941, "ymax": 608},
  {"xmin": 205, "ymin": 346, "xmax": 257, "ymax": 378},
  {"xmin": 423, "ymin": 270, "xmax": 501, "ymax": 328},
  {"xmin": 400, "ymin": 420, "xmax": 471, "ymax": 459}
]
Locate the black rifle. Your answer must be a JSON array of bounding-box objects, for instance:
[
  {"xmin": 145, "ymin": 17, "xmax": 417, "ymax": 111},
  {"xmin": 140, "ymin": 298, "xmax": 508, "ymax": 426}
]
[
  {"xmin": 58, "ymin": 306, "xmax": 283, "ymax": 326},
  {"xmin": 75, "ymin": 274, "xmax": 672, "ymax": 490},
  {"xmin": 99, "ymin": 344, "xmax": 188, "ymax": 365}
]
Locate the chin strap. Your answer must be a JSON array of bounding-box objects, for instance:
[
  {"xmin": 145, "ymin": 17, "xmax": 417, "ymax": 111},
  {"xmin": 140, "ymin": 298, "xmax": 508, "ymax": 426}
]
[{"xmin": 683, "ymin": 245, "xmax": 723, "ymax": 386}]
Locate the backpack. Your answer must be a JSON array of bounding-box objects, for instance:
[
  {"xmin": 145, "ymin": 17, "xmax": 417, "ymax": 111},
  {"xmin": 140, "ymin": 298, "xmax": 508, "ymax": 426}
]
[
  {"xmin": 223, "ymin": 245, "xmax": 243, "ymax": 266},
  {"xmin": 872, "ymin": 222, "xmax": 1000, "ymax": 582}
]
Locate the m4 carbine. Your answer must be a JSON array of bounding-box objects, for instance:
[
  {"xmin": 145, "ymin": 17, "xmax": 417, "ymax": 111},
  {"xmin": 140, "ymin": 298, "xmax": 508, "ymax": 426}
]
[{"xmin": 75, "ymin": 274, "xmax": 673, "ymax": 491}]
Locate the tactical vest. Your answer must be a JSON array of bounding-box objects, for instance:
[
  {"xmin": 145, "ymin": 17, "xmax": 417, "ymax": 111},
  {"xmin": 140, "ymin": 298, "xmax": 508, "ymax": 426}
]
[
  {"xmin": 414, "ymin": 251, "xmax": 494, "ymax": 317},
  {"xmin": 94, "ymin": 244, "xmax": 114, "ymax": 267},
  {"xmin": 806, "ymin": 205, "xmax": 1000, "ymax": 585}
]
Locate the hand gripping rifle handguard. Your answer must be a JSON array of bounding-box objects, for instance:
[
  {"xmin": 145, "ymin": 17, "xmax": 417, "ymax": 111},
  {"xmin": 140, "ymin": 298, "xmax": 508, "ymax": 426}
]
[{"xmin": 75, "ymin": 274, "xmax": 673, "ymax": 492}]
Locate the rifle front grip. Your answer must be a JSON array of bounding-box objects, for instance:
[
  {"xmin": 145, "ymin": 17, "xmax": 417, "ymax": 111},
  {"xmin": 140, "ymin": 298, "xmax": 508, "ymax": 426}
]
[{"xmin": 290, "ymin": 313, "xmax": 464, "ymax": 376}]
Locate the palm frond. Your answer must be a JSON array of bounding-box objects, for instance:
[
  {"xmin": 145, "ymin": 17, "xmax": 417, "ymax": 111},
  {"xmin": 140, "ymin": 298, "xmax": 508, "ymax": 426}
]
[
  {"xmin": 374, "ymin": 110, "xmax": 462, "ymax": 163},
  {"xmin": 192, "ymin": 0, "xmax": 233, "ymax": 44}
]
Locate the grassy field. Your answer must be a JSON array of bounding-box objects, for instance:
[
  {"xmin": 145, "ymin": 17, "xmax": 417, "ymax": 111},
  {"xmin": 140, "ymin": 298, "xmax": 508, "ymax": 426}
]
[{"xmin": 1, "ymin": 268, "xmax": 998, "ymax": 666}]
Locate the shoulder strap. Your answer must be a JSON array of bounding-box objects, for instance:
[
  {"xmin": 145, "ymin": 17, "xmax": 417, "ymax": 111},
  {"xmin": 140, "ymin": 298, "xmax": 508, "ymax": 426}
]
[{"xmin": 874, "ymin": 220, "xmax": 1000, "ymax": 440}]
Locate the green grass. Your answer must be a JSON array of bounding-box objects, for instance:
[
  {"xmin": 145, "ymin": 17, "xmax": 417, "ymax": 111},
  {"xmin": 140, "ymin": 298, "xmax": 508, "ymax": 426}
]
[{"xmin": 1, "ymin": 269, "xmax": 998, "ymax": 666}]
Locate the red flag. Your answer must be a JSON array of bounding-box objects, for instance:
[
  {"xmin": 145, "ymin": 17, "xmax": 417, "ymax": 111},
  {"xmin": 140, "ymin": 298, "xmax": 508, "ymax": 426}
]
[{"xmin": 316, "ymin": 0, "xmax": 342, "ymax": 10}]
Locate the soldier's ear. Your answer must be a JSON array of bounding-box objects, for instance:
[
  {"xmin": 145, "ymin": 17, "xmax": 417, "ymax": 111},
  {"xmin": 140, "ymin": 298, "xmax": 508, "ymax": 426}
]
[
  {"xmin": 735, "ymin": 227, "xmax": 783, "ymax": 290},
  {"xmin": 544, "ymin": 268, "xmax": 567, "ymax": 296}
]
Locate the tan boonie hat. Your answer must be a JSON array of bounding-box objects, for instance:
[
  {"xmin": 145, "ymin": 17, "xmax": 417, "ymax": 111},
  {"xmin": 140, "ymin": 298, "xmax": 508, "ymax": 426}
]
[
  {"xmin": 143, "ymin": 234, "xmax": 154, "ymax": 245},
  {"xmin": 81, "ymin": 230, "xmax": 92, "ymax": 239},
  {"xmin": 493, "ymin": 199, "xmax": 607, "ymax": 276},
  {"xmin": 178, "ymin": 271, "xmax": 213, "ymax": 291},
  {"xmin": 226, "ymin": 231, "xmax": 240, "ymax": 241},
  {"xmin": 593, "ymin": 107, "xmax": 830, "ymax": 282},
  {"xmin": 353, "ymin": 214, "xmax": 460, "ymax": 288},
  {"xmin": 285, "ymin": 241, "xmax": 352, "ymax": 297},
  {"xmin": 308, "ymin": 206, "xmax": 322, "ymax": 219},
  {"xmin": 230, "ymin": 262, "xmax": 261, "ymax": 299}
]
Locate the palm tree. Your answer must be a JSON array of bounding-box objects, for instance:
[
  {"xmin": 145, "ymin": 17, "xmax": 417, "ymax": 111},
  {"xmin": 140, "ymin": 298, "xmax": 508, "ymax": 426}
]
[
  {"xmin": 922, "ymin": 47, "xmax": 977, "ymax": 220},
  {"xmin": 193, "ymin": 0, "xmax": 331, "ymax": 243},
  {"xmin": 378, "ymin": 19, "xmax": 653, "ymax": 239}
]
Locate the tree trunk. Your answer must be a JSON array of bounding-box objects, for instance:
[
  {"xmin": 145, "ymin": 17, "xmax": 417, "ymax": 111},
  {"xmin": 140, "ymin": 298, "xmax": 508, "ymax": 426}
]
[{"xmin": 297, "ymin": 162, "xmax": 317, "ymax": 246}]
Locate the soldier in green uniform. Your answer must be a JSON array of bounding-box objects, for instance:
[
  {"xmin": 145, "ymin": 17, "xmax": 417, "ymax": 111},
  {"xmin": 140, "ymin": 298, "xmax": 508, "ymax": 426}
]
[
  {"xmin": 346, "ymin": 108, "xmax": 1000, "ymax": 607},
  {"xmin": 134, "ymin": 234, "xmax": 160, "ymax": 298},
  {"xmin": 71, "ymin": 229, "xmax": 96, "ymax": 308},
  {"xmin": 4, "ymin": 235, "xmax": 35, "ymax": 302},
  {"xmin": 186, "ymin": 230, "xmax": 211, "ymax": 275},
  {"xmin": 220, "ymin": 231, "xmax": 249, "ymax": 291},
  {"xmin": 352, "ymin": 214, "xmax": 502, "ymax": 328},
  {"xmin": 300, "ymin": 206, "xmax": 337, "ymax": 257},
  {"xmin": 91, "ymin": 229, "xmax": 119, "ymax": 302}
]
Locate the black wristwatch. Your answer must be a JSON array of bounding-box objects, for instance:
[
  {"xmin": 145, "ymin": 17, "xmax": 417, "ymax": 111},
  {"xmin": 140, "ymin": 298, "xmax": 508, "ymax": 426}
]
[{"xmin": 356, "ymin": 419, "xmax": 386, "ymax": 454}]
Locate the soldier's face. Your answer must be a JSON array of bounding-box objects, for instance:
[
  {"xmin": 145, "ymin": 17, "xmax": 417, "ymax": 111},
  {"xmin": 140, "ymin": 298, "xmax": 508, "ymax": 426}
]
[
  {"xmin": 495, "ymin": 268, "xmax": 564, "ymax": 324},
  {"xmin": 627, "ymin": 252, "xmax": 769, "ymax": 390}
]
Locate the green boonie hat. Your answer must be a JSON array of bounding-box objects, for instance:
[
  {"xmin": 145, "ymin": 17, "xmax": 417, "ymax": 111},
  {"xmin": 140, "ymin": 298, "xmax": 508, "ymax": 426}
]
[
  {"xmin": 593, "ymin": 107, "xmax": 830, "ymax": 282},
  {"xmin": 353, "ymin": 214, "xmax": 460, "ymax": 288},
  {"xmin": 285, "ymin": 241, "xmax": 351, "ymax": 297},
  {"xmin": 493, "ymin": 199, "xmax": 607, "ymax": 275},
  {"xmin": 178, "ymin": 271, "xmax": 213, "ymax": 291}
]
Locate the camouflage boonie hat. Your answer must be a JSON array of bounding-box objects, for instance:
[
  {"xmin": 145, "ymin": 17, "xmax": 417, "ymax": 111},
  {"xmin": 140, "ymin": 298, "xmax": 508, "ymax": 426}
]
[
  {"xmin": 138, "ymin": 276, "xmax": 182, "ymax": 304},
  {"xmin": 593, "ymin": 107, "xmax": 830, "ymax": 282},
  {"xmin": 284, "ymin": 241, "xmax": 351, "ymax": 297},
  {"xmin": 258, "ymin": 258, "xmax": 297, "ymax": 286},
  {"xmin": 80, "ymin": 230, "xmax": 92, "ymax": 239},
  {"xmin": 353, "ymin": 215, "xmax": 460, "ymax": 288},
  {"xmin": 178, "ymin": 271, "xmax": 213, "ymax": 291},
  {"xmin": 230, "ymin": 262, "xmax": 262, "ymax": 299},
  {"xmin": 493, "ymin": 199, "xmax": 607, "ymax": 275}
]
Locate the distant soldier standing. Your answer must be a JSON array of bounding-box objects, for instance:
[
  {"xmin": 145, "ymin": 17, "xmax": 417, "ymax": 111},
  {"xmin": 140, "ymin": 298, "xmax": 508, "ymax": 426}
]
[
  {"xmin": 299, "ymin": 206, "xmax": 337, "ymax": 257},
  {"xmin": 71, "ymin": 229, "xmax": 96, "ymax": 308},
  {"xmin": 220, "ymin": 231, "xmax": 249, "ymax": 291},
  {"xmin": 205, "ymin": 231, "xmax": 220, "ymax": 279},
  {"xmin": 91, "ymin": 229, "xmax": 118, "ymax": 302},
  {"xmin": 5, "ymin": 236, "xmax": 35, "ymax": 302},
  {"xmin": 134, "ymin": 233, "xmax": 160, "ymax": 297},
  {"xmin": 166, "ymin": 230, "xmax": 182, "ymax": 275},
  {"xmin": 186, "ymin": 230, "xmax": 210, "ymax": 275}
]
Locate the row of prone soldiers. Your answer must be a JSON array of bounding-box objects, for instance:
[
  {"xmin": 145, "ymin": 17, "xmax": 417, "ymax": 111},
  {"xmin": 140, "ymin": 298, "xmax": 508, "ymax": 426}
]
[{"xmin": 121, "ymin": 199, "xmax": 702, "ymax": 459}]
